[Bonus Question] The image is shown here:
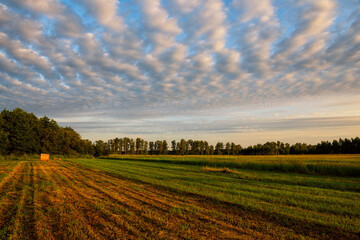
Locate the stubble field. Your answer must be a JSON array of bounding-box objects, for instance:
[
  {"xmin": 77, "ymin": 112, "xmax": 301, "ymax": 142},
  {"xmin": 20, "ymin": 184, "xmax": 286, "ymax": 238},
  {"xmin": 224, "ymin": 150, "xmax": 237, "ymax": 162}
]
[{"xmin": 0, "ymin": 155, "xmax": 359, "ymax": 239}]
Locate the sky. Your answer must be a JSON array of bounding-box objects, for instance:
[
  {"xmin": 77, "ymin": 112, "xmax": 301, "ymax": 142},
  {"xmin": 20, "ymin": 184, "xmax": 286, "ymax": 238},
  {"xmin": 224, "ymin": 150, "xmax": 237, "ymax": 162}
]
[{"xmin": 0, "ymin": 0, "xmax": 360, "ymax": 146}]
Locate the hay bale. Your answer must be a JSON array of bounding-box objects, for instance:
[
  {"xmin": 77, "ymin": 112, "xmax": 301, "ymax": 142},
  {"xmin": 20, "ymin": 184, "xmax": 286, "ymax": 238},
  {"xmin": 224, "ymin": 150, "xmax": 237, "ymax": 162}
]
[{"xmin": 40, "ymin": 154, "xmax": 49, "ymax": 161}]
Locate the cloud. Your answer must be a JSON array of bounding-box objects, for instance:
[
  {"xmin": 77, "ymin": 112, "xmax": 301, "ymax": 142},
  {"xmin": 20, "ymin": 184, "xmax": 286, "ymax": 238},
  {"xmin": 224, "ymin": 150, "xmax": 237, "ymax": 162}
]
[
  {"xmin": 3, "ymin": 0, "xmax": 64, "ymax": 15},
  {"xmin": 0, "ymin": 4, "xmax": 43, "ymax": 43},
  {"xmin": 78, "ymin": 0, "xmax": 123, "ymax": 30},
  {"xmin": 170, "ymin": 0, "xmax": 227, "ymax": 52},
  {"xmin": 136, "ymin": 0, "xmax": 181, "ymax": 54},
  {"xmin": 0, "ymin": 0, "xmax": 359, "ymax": 144},
  {"xmin": 1, "ymin": 0, "xmax": 84, "ymax": 38},
  {"xmin": 274, "ymin": 0, "xmax": 336, "ymax": 59},
  {"xmin": 0, "ymin": 52, "xmax": 19, "ymax": 75},
  {"xmin": 0, "ymin": 33, "xmax": 52, "ymax": 74},
  {"xmin": 232, "ymin": 0, "xmax": 276, "ymax": 23},
  {"xmin": 231, "ymin": 0, "xmax": 279, "ymax": 78}
]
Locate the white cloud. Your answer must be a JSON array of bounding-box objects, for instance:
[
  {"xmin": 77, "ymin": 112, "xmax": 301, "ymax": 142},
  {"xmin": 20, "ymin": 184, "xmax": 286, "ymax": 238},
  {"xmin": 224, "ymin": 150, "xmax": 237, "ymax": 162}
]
[
  {"xmin": 0, "ymin": 0, "xmax": 359, "ymax": 144},
  {"xmin": 79, "ymin": 0, "xmax": 123, "ymax": 30},
  {"xmin": 275, "ymin": 0, "xmax": 337, "ymax": 59},
  {"xmin": 137, "ymin": 0, "xmax": 181, "ymax": 54},
  {"xmin": 0, "ymin": 33, "xmax": 52, "ymax": 73},
  {"xmin": 0, "ymin": 4, "xmax": 43, "ymax": 43},
  {"xmin": 169, "ymin": 0, "xmax": 200, "ymax": 13},
  {"xmin": 232, "ymin": 0, "xmax": 276, "ymax": 23}
]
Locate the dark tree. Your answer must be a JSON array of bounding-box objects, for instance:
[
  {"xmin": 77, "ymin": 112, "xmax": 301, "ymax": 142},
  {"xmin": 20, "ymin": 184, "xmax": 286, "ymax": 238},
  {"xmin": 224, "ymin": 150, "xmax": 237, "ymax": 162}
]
[
  {"xmin": 149, "ymin": 141, "xmax": 154, "ymax": 155},
  {"xmin": 1, "ymin": 108, "xmax": 40, "ymax": 154},
  {"xmin": 171, "ymin": 140, "xmax": 177, "ymax": 154},
  {"xmin": 136, "ymin": 138, "xmax": 142, "ymax": 154},
  {"xmin": 162, "ymin": 140, "xmax": 168, "ymax": 155},
  {"xmin": 204, "ymin": 141, "xmax": 210, "ymax": 155},
  {"xmin": 225, "ymin": 142, "xmax": 231, "ymax": 155},
  {"xmin": 215, "ymin": 142, "xmax": 223, "ymax": 155},
  {"xmin": 130, "ymin": 139, "xmax": 135, "ymax": 154},
  {"xmin": 179, "ymin": 139, "xmax": 186, "ymax": 155},
  {"xmin": 0, "ymin": 113, "xmax": 9, "ymax": 155},
  {"xmin": 144, "ymin": 141, "xmax": 148, "ymax": 155}
]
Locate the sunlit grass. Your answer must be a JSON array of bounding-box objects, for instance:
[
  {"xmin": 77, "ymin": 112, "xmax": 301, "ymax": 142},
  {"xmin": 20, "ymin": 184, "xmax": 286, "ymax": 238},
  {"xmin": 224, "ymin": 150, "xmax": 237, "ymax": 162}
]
[
  {"xmin": 69, "ymin": 155, "xmax": 360, "ymax": 235},
  {"xmin": 1, "ymin": 156, "xmax": 359, "ymax": 239},
  {"xmin": 103, "ymin": 154, "xmax": 360, "ymax": 177}
]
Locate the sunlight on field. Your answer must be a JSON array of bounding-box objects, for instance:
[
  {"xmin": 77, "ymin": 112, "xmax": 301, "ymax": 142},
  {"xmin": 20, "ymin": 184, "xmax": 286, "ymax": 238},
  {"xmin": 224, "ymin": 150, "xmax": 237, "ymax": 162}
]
[
  {"xmin": 105, "ymin": 154, "xmax": 360, "ymax": 177},
  {"xmin": 0, "ymin": 156, "xmax": 359, "ymax": 239}
]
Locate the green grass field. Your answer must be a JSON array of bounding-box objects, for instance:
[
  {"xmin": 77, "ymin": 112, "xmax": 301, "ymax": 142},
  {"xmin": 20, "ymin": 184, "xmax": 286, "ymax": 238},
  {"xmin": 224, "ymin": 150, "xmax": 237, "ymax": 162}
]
[
  {"xmin": 67, "ymin": 154, "xmax": 360, "ymax": 239},
  {"xmin": 102, "ymin": 154, "xmax": 360, "ymax": 177},
  {"xmin": 0, "ymin": 154, "xmax": 359, "ymax": 239}
]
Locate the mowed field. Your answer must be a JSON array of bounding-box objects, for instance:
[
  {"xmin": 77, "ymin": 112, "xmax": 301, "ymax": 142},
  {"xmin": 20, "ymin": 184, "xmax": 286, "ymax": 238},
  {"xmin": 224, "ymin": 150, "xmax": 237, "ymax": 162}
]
[{"xmin": 0, "ymin": 155, "xmax": 359, "ymax": 239}]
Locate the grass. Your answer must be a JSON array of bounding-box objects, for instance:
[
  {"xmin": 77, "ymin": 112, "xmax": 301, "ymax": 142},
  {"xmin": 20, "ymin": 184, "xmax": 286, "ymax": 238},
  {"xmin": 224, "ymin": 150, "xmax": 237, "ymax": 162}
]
[
  {"xmin": 102, "ymin": 154, "xmax": 360, "ymax": 177},
  {"xmin": 0, "ymin": 155, "xmax": 359, "ymax": 239},
  {"xmin": 71, "ymin": 155, "xmax": 360, "ymax": 236}
]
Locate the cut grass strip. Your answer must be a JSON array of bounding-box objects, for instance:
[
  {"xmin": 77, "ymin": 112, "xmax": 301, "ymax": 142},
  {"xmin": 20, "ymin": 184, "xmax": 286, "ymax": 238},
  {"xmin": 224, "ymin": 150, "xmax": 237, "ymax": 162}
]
[{"xmin": 0, "ymin": 162, "xmax": 27, "ymax": 240}]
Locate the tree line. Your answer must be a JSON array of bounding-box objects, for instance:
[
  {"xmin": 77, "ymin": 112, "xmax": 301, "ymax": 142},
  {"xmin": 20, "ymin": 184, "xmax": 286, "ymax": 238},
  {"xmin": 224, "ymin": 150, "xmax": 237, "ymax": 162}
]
[
  {"xmin": 94, "ymin": 137, "xmax": 360, "ymax": 156},
  {"xmin": 0, "ymin": 108, "xmax": 93, "ymax": 156},
  {"xmin": 1, "ymin": 108, "xmax": 360, "ymax": 157}
]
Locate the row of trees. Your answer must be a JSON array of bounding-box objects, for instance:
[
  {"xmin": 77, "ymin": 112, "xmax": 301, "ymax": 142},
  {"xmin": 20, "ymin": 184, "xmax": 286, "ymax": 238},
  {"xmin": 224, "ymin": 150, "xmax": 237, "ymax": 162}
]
[
  {"xmin": 94, "ymin": 137, "xmax": 360, "ymax": 156},
  {"xmin": 2, "ymin": 108, "xmax": 360, "ymax": 157},
  {"xmin": 241, "ymin": 139, "xmax": 360, "ymax": 155},
  {"xmin": 93, "ymin": 138, "xmax": 243, "ymax": 156}
]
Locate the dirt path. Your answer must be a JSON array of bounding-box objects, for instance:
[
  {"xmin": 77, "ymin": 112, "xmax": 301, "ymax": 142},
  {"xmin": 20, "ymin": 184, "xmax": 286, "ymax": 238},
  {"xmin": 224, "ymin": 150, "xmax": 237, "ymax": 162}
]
[{"xmin": 0, "ymin": 160, "xmax": 358, "ymax": 240}]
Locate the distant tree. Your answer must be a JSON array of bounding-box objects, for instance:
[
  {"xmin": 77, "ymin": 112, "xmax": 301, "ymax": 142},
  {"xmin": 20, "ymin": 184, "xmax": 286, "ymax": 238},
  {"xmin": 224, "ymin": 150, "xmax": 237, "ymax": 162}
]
[
  {"xmin": 113, "ymin": 138, "xmax": 120, "ymax": 154},
  {"xmin": 215, "ymin": 142, "xmax": 223, "ymax": 155},
  {"xmin": 140, "ymin": 139, "xmax": 145, "ymax": 154},
  {"xmin": 129, "ymin": 139, "xmax": 135, "ymax": 154},
  {"xmin": 149, "ymin": 141, "xmax": 154, "ymax": 155},
  {"xmin": 136, "ymin": 138, "xmax": 141, "ymax": 154},
  {"xmin": 342, "ymin": 138, "xmax": 353, "ymax": 154},
  {"xmin": 94, "ymin": 140, "xmax": 109, "ymax": 157},
  {"xmin": 332, "ymin": 140, "xmax": 340, "ymax": 154},
  {"xmin": 119, "ymin": 138, "xmax": 123, "ymax": 154},
  {"xmin": 123, "ymin": 137, "xmax": 130, "ymax": 154},
  {"xmin": 284, "ymin": 143, "xmax": 290, "ymax": 154},
  {"xmin": 186, "ymin": 139, "xmax": 193, "ymax": 154},
  {"xmin": 353, "ymin": 137, "xmax": 360, "ymax": 153},
  {"xmin": 108, "ymin": 139, "xmax": 114, "ymax": 153},
  {"xmin": 204, "ymin": 141, "xmax": 210, "ymax": 155},
  {"xmin": 81, "ymin": 139, "xmax": 94, "ymax": 155},
  {"xmin": 192, "ymin": 140, "xmax": 200, "ymax": 154},
  {"xmin": 199, "ymin": 141, "xmax": 205, "ymax": 155},
  {"xmin": 230, "ymin": 142, "xmax": 235, "ymax": 155},
  {"xmin": 209, "ymin": 145, "xmax": 215, "ymax": 155},
  {"xmin": 235, "ymin": 144, "xmax": 242, "ymax": 155},
  {"xmin": 144, "ymin": 141, "xmax": 148, "ymax": 155},
  {"xmin": 225, "ymin": 142, "xmax": 231, "ymax": 155},
  {"xmin": 179, "ymin": 139, "xmax": 186, "ymax": 155},
  {"xmin": 155, "ymin": 140, "xmax": 163, "ymax": 155},
  {"xmin": 171, "ymin": 140, "xmax": 176, "ymax": 154},
  {"xmin": 176, "ymin": 142, "xmax": 180, "ymax": 154},
  {"xmin": 162, "ymin": 140, "xmax": 168, "ymax": 155}
]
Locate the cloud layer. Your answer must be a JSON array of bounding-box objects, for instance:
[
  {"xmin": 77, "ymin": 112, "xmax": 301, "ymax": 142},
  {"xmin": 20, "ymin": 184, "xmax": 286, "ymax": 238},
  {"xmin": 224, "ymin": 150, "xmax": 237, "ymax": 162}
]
[{"xmin": 0, "ymin": 0, "xmax": 359, "ymax": 143}]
